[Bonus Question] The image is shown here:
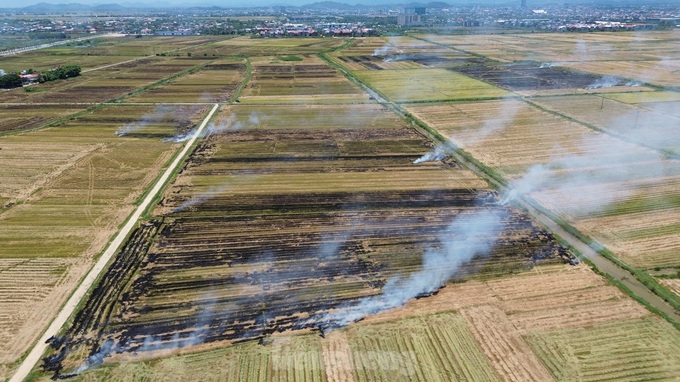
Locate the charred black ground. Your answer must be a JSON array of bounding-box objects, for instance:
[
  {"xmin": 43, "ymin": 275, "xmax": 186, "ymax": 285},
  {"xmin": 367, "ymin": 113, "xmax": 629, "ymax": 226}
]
[
  {"xmin": 350, "ymin": 53, "xmax": 605, "ymax": 91},
  {"xmin": 42, "ymin": 123, "xmax": 575, "ymax": 378}
]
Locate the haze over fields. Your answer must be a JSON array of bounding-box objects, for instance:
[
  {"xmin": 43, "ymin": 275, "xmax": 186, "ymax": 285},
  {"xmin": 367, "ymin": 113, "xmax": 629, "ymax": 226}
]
[
  {"xmin": 0, "ymin": 0, "xmax": 674, "ymax": 9},
  {"xmin": 2, "ymin": 0, "xmax": 680, "ymax": 379}
]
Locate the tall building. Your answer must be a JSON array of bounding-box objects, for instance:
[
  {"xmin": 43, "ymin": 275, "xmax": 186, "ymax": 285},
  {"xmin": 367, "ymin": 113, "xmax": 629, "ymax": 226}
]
[
  {"xmin": 399, "ymin": 7, "xmax": 425, "ymax": 26},
  {"xmin": 405, "ymin": 7, "xmax": 426, "ymax": 15},
  {"xmin": 521, "ymin": 0, "xmax": 527, "ymax": 7},
  {"xmin": 398, "ymin": 13, "xmax": 422, "ymax": 26}
]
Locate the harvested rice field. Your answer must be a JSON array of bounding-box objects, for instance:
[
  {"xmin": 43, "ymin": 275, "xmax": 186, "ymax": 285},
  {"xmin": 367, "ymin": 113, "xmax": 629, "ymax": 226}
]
[{"xmin": 3, "ymin": 30, "xmax": 680, "ymax": 382}]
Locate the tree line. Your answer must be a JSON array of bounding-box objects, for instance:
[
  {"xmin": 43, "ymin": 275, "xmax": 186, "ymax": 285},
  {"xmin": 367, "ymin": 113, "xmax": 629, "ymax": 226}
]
[{"xmin": 0, "ymin": 65, "xmax": 81, "ymax": 89}]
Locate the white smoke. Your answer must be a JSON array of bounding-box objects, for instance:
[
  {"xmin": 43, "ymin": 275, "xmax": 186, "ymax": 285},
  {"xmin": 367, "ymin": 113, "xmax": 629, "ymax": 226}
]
[
  {"xmin": 74, "ymin": 339, "xmax": 119, "ymax": 374},
  {"xmin": 72, "ymin": 297, "xmax": 217, "ymax": 375},
  {"xmin": 173, "ymin": 183, "xmax": 230, "ymax": 213},
  {"xmin": 372, "ymin": 37, "xmax": 401, "ymax": 56},
  {"xmin": 163, "ymin": 127, "xmax": 198, "ymax": 143},
  {"xmin": 115, "ymin": 105, "xmax": 171, "ymax": 136},
  {"xmin": 318, "ymin": 209, "xmax": 503, "ymax": 328},
  {"xmin": 457, "ymin": 99, "xmax": 523, "ymax": 148},
  {"xmin": 164, "ymin": 112, "xmax": 246, "ymax": 143},
  {"xmin": 248, "ymin": 112, "xmax": 261, "ymax": 126},
  {"xmin": 586, "ymin": 75, "xmax": 623, "ymax": 89},
  {"xmin": 502, "ymin": 132, "xmax": 671, "ymax": 217},
  {"xmin": 413, "ymin": 145, "xmax": 447, "ymax": 164}
]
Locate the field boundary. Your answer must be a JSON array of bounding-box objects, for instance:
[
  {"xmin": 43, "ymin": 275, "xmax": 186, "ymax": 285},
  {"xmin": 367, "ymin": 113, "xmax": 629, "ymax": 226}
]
[
  {"xmin": 323, "ymin": 44, "xmax": 680, "ymax": 329},
  {"xmin": 9, "ymin": 103, "xmax": 220, "ymax": 382}
]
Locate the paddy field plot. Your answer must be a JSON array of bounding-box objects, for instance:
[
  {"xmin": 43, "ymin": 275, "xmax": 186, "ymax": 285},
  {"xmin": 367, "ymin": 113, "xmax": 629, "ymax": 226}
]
[
  {"xmin": 532, "ymin": 94, "xmax": 680, "ymax": 154},
  {"xmin": 417, "ymin": 31, "xmax": 680, "ymax": 64},
  {"xmin": 5, "ymin": 32, "xmax": 680, "ymax": 382},
  {"xmin": 406, "ymin": 99, "xmax": 680, "ymax": 271},
  {"xmin": 126, "ymin": 60, "xmax": 247, "ymax": 103},
  {"xmin": 188, "ymin": 36, "xmax": 344, "ymax": 57},
  {"xmin": 0, "ymin": 103, "xmax": 209, "ymax": 379},
  {"xmin": 45, "ymin": 263, "xmax": 680, "ymax": 382},
  {"xmin": 352, "ymin": 69, "xmax": 510, "ymax": 102},
  {"xmin": 0, "ymin": 56, "xmax": 213, "ymax": 105},
  {"xmin": 241, "ymin": 56, "xmax": 365, "ymax": 103},
  {"xmin": 40, "ymin": 98, "xmax": 575, "ymax": 379}
]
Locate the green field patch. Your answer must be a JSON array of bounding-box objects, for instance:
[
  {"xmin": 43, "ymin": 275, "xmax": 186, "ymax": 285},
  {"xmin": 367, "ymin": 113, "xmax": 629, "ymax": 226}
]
[
  {"xmin": 605, "ymin": 91, "xmax": 680, "ymax": 104},
  {"xmin": 61, "ymin": 335, "xmax": 329, "ymax": 382},
  {"xmin": 617, "ymin": 223, "xmax": 680, "ymax": 241},
  {"xmin": 186, "ymin": 170, "xmax": 485, "ymax": 194},
  {"xmin": 346, "ymin": 312, "xmax": 498, "ymax": 382},
  {"xmin": 352, "ymin": 69, "xmax": 510, "ymax": 102},
  {"xmin": 527, "ymin": 317, "xmax": 680, "ymax": 381},
  {"xmin": 599, "ymin": 194, "xmax": 680, "ymax": 218}
]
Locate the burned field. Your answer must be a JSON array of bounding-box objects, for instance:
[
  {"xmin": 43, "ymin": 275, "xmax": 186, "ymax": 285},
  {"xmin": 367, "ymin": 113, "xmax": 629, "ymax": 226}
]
[
  {"xmin": 344, "ymin": 53, "xmax": 605, "ymax": 93},
  {"xmin": 451, "ymin": 61, "xmax": 604, "ymax": 92},
  {"xmin": 13, "ymin": 33, "xmax": 680, "ymax": 382},
  {"xmin": 43, "ymin": 107, "xmax": 573, "ymax": 377}
]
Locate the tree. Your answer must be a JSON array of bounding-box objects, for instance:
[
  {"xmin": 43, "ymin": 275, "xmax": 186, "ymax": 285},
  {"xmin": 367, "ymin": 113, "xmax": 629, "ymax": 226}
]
[
  {"xmin": 0, "ymin": 73, "xmax": 22, "ymax": 89},
  {"xmin": 39, "ymin": 65, "xmax": 81, "ymax": 83}
]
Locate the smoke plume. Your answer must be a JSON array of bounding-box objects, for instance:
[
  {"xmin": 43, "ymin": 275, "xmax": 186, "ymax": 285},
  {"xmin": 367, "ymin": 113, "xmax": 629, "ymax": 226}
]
[
  {"xmin": 115, "ymin": 105, "xmax": 171, "ymax": 136},
  {"xmin": 173, "ymin": 184, "xmax": 230, "ymax": 213},
  {"xmin": 71, "ymin": 297, "xmax": 218, "ymax": 375},
  {"xmin": 372, "ymin": 37, "xmax": 401, "ymax": 56},
  {"xmin": 413, "ymin": 145, "xmax": 448, "ymax": 164},
  {"xmin": 502, "ymin": 132, "xmax": 671, "ymax": 217},
  {"xmin": 586, "ymin": 75, "xmax": 623, "ymax": 89},
  {"xmin": 318, "ymin": 208, "xmax": 503, "ymax": 329},
  {"xmin": 74, "ymin": 339, "xmax": 119, "ymax": 374}
]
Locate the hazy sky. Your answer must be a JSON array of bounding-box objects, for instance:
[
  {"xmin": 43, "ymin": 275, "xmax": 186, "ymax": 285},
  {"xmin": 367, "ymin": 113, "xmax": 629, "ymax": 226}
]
[{"xmin": 1, "ymin": 0, "xmax": 577, "ymax": 9}]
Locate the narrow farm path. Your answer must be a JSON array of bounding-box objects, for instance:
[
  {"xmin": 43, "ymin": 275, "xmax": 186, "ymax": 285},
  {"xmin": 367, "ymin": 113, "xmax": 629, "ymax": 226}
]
[{"xmin": 9, "ymin": 103, "xmax": 219, "ymax": 382}]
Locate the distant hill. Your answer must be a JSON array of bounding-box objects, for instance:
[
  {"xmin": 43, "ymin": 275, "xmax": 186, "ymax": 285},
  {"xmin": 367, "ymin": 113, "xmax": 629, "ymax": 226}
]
[
  {"xmin": 5, "ymin": 0, "xmax": 674, "ymax": 11},
  {"xmin": 301, "ymin": 1, "xmax": 363, "ymax": 9},
  {"xmin": 20, "ymin": 2, "xmax": 131, "ymax": 12},
  {"xmin": 298, "ymin": 1, "xmax": 453, "ymax": 9},
  {"xmin": 404, "ymin": 2, "xmax": 451, "ymax": 8},
  {"xmin": 93, "ymin": 3, "xmax": 127, "ymax": 11}
]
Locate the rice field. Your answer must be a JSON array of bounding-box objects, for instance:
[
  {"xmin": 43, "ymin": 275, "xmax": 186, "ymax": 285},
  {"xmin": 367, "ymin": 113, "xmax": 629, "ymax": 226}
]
[
  {"xmin": 352, "ymin": 69, "xmax": 510, "ymax": 102},
  {"xmin": 0, "ymin": 103, "xmax": 208, "ymax": 379},
  {"xmin": 405, "ymin": 99, "xmax": 680, "ymax": 270},
  {"xmin": 532, "ymin": 94, "xmax": 680, "ymax": 153},
  {"xmin": 45, "ymin": 263, "xmax": 680, "ymax": 382},
  {"xmin": 4, "ymin": 30, "xmax": 680, "ymax": 382},
  {"xmin": 527, "ymin": 317, "xmax": 680, "ymax": 381},
  {"xmin": 127, "ymin": 60, "xmax": 247, "ymax": 103}
]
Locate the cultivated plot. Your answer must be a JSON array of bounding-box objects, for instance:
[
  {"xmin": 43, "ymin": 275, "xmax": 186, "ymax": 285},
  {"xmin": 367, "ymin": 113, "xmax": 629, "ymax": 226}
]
[
  {"xmin": 43, "ymin": 264, "xmax": 680, "ymax": 382},
  {"xmin": 40, "ymin": 100, "xmax": 574, "ymax": 378},
  {"xmin": 0, "ymin": 103, "xmax": 209, "ymax": 379},
  {"xmin": 127, "ymin": 60, "xmax": 246, "ymax": 103},
  {"xmin": 533, "ymin": 94, "xmax": 680, "ymax": 154},
  {"xmin": 8, "ymin": 31, "xmax": 680, "ymax": 382},
  {"xmin": 352, "ymin": 69, "xmax": 510, "ymax": 102},
  {"xmin": 189, "ymin": 36, "xmax": 344, "ymax": 57},
  {"xmin": 406, "ymin": 98, "xmax": 680, "ymax": 270}
]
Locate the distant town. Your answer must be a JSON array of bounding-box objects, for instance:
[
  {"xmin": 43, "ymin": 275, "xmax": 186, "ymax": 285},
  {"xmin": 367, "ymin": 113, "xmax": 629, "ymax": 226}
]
[{"xmin": 1, "ymin": 2, "xmax": 679, "ymax": 46}]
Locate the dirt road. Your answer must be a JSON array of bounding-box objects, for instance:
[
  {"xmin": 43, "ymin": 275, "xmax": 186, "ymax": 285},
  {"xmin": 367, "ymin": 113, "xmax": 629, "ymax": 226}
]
[
  {"xmin": 9, "ymin": 103, "xmax": 219, "ymax": 382},
  {"xmin": 0, "ymin": 34, "xmax": 124, "ymax": 57}
]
